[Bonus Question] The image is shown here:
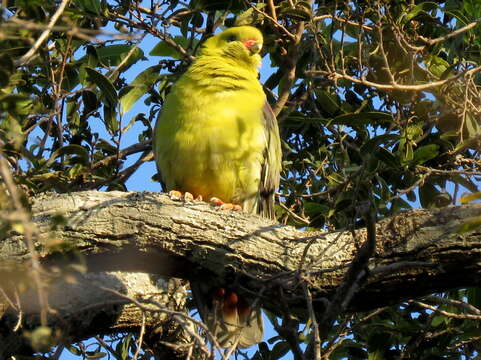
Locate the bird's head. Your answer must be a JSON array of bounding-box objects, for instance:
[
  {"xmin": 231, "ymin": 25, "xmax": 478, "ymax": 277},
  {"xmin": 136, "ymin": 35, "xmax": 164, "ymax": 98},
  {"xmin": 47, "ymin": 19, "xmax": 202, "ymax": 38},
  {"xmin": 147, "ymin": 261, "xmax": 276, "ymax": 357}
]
[{"xmin": 201, "ymin": 26, "xmax": 263, "ymax": 67}]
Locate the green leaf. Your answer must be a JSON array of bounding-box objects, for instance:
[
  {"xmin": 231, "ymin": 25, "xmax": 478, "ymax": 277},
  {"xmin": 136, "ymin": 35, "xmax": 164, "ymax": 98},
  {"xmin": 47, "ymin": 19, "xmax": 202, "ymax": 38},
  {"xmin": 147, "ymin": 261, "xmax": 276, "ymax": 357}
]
[
  {"xmin": 279, "ymin": 2, "xmax": 312, "ymax": 21},
  {"xmin": 466, "ymin": 287, "xmax": 481, "ymax": 309},
  {"xmin": 440, "ymin": 130, "xmax": 459, "ymax": 141},
  {"xmin": 368, "ymin": 350, "xmax": 384, "ymax": 360},
  {"xmin": 464, "ymin": 113, "xmax": 481, "ymax": 138},
  {"xmin": 29, "ymin": 326, "xmax": 53, "ymax": 352},
  {"xmin": 234, "ymin": 4, "xmax": 266, "ymax": 26},
  {"xmin": 419, "ymin": 183, "xmax": 439, "ymax": 209},
  {"xmin": 96, "ymin": 139, "xmax": 117, "ymax": 154},
  {"xmin": 85, "ymin": 67, "xmax": 118, "ymax": 107},
  {"xmin": 315, "ymin": 90, "xmax": 341, "ymax": 116},
  {"xmin": 150, "ymin": 36, "xmax": 196, "ymax": 59},
  {"xmin": 131, "ymin": 65, "xmax": 164, "ymax": 87},
  {"xmin": 0, "ymin": 54, "xmax": 14, "ymax": 87},
  {"xmin": 99, "ymin": 45, "xmax": 143, "ymax": 69},
  {"xmin": 81, "ymin": 90, "xmax": 99, "ymax": 116},
  {"xmin": 189, "ymin": 0, "xmax": 246, "ymax": 11},
  {"xmin": 78, "ymin": 45, "xmax": 143, "ymax": 70},
  {"xmin": 119, "ymin": 65, "xmax": 164, "ymax": 113},
  {"xmin": 119, "ymin": 86, "xmax": 146, "ymax": 114},
  {"xmin": 67, "ymin": 163, "xmax": 87, "ymax": 178},
  {"xmin": 0, "ymin": 94, "xmax": 33, "ymax": 115},
  {"xmin": 333, "ymin": 112, "xmax": 393, "ymax": 126},
  {"xmin": 391, "ymin": 197, "xmax": 412, "ymax": 212},
  {"xmin": 45, "ymin": 145, "xmax": 90, "ymax": 167},
  {"xmin": 85, "ymin": 45, "xmax": 99, "ymax": 68},
  {"xmin": 67, "ymin": 345, "xmax": 82, "ymax": 355},
  {"xmin": 401, "ymin": 142, "xmax": 414, "ymax": 164},
  {"xmin": 412, "ymin": 144, "xmax": 439, "ymax": 165},
  {"xmin": 61, "ymin": 64, "xmax": 80, "ymax": 91},
  {"xmin": 270, "ymin": 341, "xmax": 290, "ymax": 358},
  {"xmin": 464, "ymin": 0, "xmax": 481, "ymax": 18},
  {"xmin": 304, "ymin": 202, "xmax": 330, "ymax": 217},
  {"xmin": 74, "ymin": 0, "xmax": 101, "ymax": 15},
  {"xmin": 361, "ymin": 134, "xmax": 400, "ymax": 153},
  {"xmin": 445, "ymin": 9, "xmax": 471, "ymax": 26},
  {"xmin": 67, "ymin": 99, "xmax": 81, "ymax": 131},
  {"xmin": 399, "ymin": 2, "xmax": 439, "ymax": 25},
  {"xmin": 86, "ymin": 351, "xmax": 107, "ymax": 359},
  {"xmin": 427, "ymin": 55, "xmax": 450, "ymax": 78},
  {"xmin": 104, "ymin": 105, "xmax": 119, "ymax": 134},
  {"xmin": 419, "ymin": 183, "xmax": 452, "ymax": 209},
  {"xmin": 431, "ymin": 315, "xmax": 446, "ymax": 327}
]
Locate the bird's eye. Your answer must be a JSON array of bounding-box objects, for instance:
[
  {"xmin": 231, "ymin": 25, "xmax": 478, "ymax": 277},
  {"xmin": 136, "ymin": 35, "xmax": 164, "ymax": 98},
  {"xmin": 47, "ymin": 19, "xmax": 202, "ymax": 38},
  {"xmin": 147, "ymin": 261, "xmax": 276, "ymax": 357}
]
[{"xmin": 226, "ymin": 35, "xmax": 237, "ymax": 42}]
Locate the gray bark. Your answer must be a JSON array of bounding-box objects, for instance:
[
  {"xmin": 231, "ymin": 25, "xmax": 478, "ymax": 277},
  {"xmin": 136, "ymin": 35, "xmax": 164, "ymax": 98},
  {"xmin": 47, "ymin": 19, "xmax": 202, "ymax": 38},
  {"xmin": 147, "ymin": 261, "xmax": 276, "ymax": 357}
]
[{"xmin": 1, "ymin": 190, "xmax": 481, "ymax": 354}]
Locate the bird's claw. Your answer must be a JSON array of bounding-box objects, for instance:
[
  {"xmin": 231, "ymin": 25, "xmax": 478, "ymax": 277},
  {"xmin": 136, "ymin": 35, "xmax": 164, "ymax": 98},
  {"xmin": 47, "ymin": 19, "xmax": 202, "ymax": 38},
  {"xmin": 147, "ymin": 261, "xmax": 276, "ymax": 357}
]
[
  {"xmin": 210, "ymin": 197, "xmax": 242, "ymax": 211},
  {"xmin": 168, "ymin": 190, "xmax": 202, "ymax": 203}
]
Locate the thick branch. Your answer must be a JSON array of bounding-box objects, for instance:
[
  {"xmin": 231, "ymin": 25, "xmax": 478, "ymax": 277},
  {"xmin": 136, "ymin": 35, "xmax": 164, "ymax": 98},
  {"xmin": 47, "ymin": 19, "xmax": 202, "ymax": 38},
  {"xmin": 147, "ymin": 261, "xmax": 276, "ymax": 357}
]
[
  {"xmin": 0, "ymin": 270, "xmax": 189, "ymax": 357},
  {"xmin": 2, "ymin": 191, "xmax": 481, "ymax": 341}
]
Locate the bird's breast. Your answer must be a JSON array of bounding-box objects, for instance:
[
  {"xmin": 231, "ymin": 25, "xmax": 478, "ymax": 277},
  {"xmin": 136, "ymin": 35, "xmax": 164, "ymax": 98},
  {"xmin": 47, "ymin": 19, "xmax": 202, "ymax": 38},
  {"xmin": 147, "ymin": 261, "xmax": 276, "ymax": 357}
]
[{"xmin": 156, "ymin": 85, "xmax": 267, "ymax": 204}]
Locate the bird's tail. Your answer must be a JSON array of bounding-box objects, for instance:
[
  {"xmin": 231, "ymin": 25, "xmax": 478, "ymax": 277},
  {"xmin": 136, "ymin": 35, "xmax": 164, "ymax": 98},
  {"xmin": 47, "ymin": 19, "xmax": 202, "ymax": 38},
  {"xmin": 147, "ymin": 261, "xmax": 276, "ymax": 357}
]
[{"xmin": 190, "ymin": 281, "xmax": 263, "ymax": 348}]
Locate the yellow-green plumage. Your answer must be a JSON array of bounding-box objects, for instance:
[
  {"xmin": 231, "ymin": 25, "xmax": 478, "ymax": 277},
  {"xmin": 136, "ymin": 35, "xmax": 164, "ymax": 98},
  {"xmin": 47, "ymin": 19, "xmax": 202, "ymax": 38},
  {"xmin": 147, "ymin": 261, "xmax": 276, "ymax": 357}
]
[
  {"xmin": 153, "ymin": 26, "xmax": 281, "ymax": 348},
  {"xmin": 154, "ymin": 26, "xmax": 281, "ymax": 218}
]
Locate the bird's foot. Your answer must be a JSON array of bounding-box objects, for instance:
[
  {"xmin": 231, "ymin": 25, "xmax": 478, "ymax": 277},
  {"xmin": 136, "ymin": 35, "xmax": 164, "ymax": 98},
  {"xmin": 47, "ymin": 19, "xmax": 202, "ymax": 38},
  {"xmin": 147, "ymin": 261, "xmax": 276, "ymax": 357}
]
[
  {"xmin": 168, "ymin": 190, "xmax": 203, "ymax": 202},
  {"xmin": 210, "ymin": 197, "xmax": 242, "ymax": 211}
]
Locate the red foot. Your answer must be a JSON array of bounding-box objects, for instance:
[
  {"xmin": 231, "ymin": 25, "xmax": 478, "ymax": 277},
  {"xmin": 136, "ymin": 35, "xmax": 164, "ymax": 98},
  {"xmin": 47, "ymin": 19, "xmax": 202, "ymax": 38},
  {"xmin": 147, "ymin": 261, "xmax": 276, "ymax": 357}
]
[
  {"xmin": 209, "ymin": 197, "xmax": 242, "ymax": 211},
  {"xmin": 168, "ymin": 190, "xmax": 201, "ymax": 202}
]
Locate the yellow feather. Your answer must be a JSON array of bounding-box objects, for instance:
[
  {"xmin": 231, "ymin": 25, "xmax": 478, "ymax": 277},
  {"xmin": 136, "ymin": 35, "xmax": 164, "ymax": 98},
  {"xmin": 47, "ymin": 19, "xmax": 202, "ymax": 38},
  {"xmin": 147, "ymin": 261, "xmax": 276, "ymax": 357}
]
[{"xmin": 154, "ymin": 26, "xmax": 278, "ymax": 214}]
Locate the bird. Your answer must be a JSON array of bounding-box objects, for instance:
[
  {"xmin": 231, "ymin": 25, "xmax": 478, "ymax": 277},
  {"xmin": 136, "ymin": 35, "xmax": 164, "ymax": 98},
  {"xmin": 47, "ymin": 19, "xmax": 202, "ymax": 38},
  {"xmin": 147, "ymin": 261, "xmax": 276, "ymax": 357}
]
[{"xmin": 153, "ymin": 26, "xmax": 281, "ymax": 348}]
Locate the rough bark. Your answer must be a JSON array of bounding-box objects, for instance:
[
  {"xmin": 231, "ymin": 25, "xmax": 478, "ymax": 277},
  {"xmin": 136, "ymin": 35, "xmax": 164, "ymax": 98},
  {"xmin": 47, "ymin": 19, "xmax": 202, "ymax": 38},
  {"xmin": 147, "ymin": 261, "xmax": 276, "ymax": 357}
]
[
  {"xmin": 0, "ymin": 270, "xmax": 189, "ymax": 357},
  {"xmin": 1, "ymin": 190, "xmax": 481, "ymax": 353}
]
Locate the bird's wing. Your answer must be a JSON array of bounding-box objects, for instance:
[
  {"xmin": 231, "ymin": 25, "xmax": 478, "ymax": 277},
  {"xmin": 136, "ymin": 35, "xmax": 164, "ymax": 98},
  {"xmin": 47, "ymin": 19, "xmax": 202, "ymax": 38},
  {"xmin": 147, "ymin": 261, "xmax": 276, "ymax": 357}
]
[{"xmin": 258, "ymin": 101, "xmax": 282, "ymax": 219}]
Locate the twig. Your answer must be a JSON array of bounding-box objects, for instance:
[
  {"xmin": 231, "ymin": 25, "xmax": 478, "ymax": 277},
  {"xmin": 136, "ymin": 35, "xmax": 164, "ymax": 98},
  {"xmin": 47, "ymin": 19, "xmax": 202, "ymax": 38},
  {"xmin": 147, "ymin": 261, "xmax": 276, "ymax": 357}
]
[
  {"xmin": 418, "ymin": 18, "xmax": 481, "ymax": 45},
  {"xmin": 272, "ymin": 20, "xmax": 306, "ymax": 116},
  {"xmin": 303, "ymin": 282, "xmax": 321, "ymax": 360},
  {"xmin": 244, "ymin": 1, "xmax": 296, "ymax": 41},
  {"xmin": 416, "ymin": 166, "xmax": 481, "ymax": 176},
  {"xmin": 312, "ymin": 14, "xmax": 374, "ymax": 31},
  {"xmin": 51, "ymin": 343, "xmax": 65, "ymax": 360},
  {"xmin": 0, "ymin": 153, "xmax": 49, "ymax": 325},
  {"xmin": 95, "ymin": 285, "xmax": 229, "ymax": 359},
  {"xmin": 16, "ymin": 0, "xmax": 71, "ymax": 66},
  {"xmin": 278, "ymin": 201, "xmax": 310, "ymax": 224},
  {"xmin": 117, "ymin": 151, "xmax": 154, "ymax": 185},
  {"xmin": 91, "ymin": 141, "xmax": 151, "ymax": 170},
  {"xmin": 447, "ymin": 336, "xmax": 481, "ymax": 352},
  {"xmin": 267, "ymin": 0, "xmax": 277, "ymax": 22},
  {"xmin": 12, "ymin": 289, "xmax": 23, "ymax": 332},
  {"xmin": 308, "ymin": 65, "xmax": 481, "ymax": 92},
  {"xmin": 132, "ymin": 312, "xmax": 146, "ymax": 360},
  {"xmin": 412, "ymin": 300, "xmax": 481, "ymax": 320},
  {"xmin": 319, "ymin": 206, "xmax": 377, "ymax": 337},
  {"xmin": 5, "ymin": 18, "xmax": 135, "ymax": 41},
  {"xmin": 370, "ymin": 261, "xmax": 439, "ymax": 276},
  {"xmin": 423, "ymin": 295, "xmax": 481, "ymax": 315},
  {"xmin": 375, "ymin": 6, "xmax": 396, "ymax": 84}
]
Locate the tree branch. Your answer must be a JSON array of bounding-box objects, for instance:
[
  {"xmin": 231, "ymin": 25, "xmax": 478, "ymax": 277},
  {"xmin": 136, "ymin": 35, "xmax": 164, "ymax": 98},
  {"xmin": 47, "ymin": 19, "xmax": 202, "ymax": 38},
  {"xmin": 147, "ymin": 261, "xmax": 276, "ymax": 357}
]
[{"xmin": 1, "ymin": 191, "xmax": 481, "ymax": 352}]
